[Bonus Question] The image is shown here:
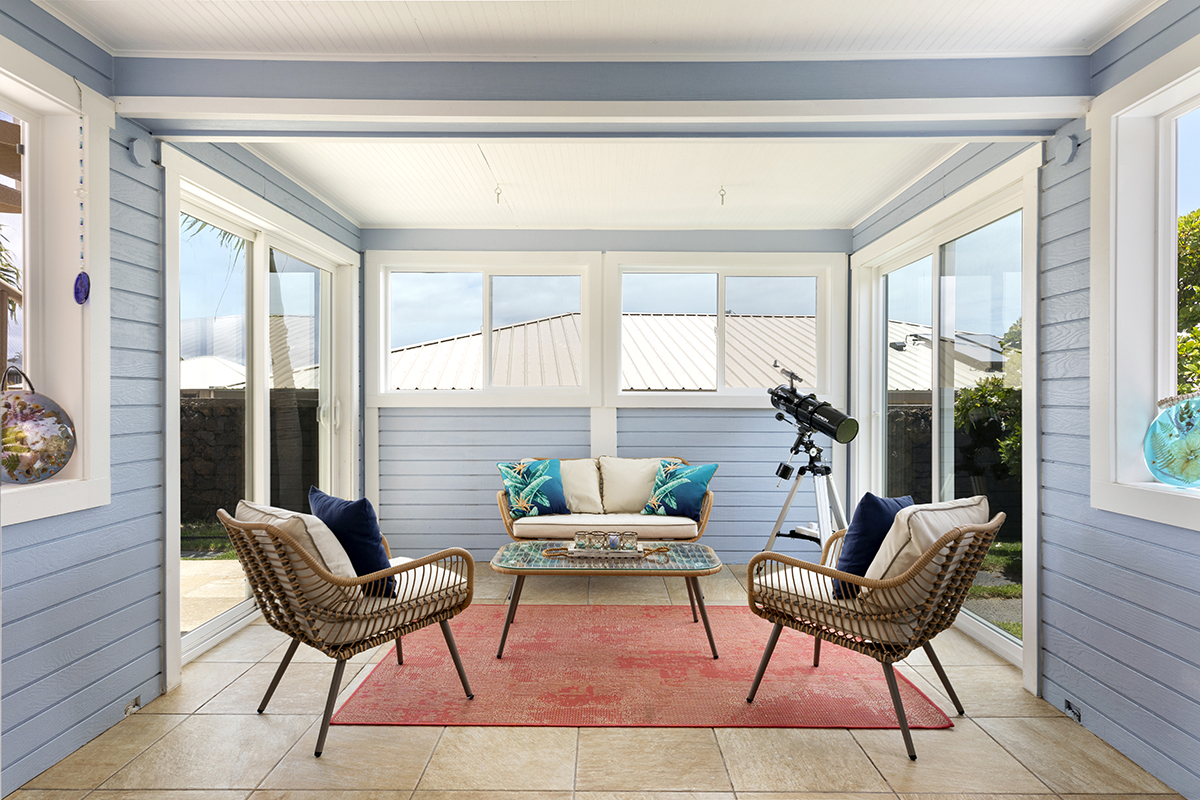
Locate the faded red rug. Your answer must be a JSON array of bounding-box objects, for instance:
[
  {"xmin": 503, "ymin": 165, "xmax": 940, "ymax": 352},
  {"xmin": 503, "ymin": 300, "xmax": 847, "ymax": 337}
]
[{"xmin": 332, "ymin": 604, "xmax": 951, "ymax": 728}]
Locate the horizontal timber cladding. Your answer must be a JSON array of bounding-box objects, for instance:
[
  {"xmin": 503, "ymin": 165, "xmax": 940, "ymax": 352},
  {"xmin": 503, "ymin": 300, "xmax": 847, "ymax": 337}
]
[
  {"xmin": 376, "ymin": 408, "xmax": 591, "ymax": 559},
  {"xmin": 616, "ymin": 408, "xmax": 826, "ymax": 565},
  {"xmin": 1037, "ymin": 117, "xmax": 1200, "ymax": 797},
  {"xmin": 1, "ymin": 117, "xmax": 166, "ymax": 791}
]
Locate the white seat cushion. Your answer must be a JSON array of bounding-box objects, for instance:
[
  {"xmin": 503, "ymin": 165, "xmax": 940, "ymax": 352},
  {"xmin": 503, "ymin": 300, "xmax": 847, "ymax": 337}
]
[
  {"xmin": 754, "ymin": 566, "xmax": 919, "ymax": 646},
  {"xmin": 511, "ymin": 512, "xmax": 699, "ymax": 540},
  {"xmin": 560, "ymin": 458, "xmax": 604, "ymax": 514},
  {"xmin": 599, "ymin": 456, "xmax": 679, "ymax": 513}
]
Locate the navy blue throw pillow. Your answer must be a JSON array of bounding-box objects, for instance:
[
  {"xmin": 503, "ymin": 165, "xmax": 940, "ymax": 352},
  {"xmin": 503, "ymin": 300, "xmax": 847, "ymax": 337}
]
[
  {"xmin": 308, "ymin": 486, "xmax": 394, "ymax": 597},
  {"xmin": 833, "ymin": 492, "xmax": 913, "ymax": 599}
]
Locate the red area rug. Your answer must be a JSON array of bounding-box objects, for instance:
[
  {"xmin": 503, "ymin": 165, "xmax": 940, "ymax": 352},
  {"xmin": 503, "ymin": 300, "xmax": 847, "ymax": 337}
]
[{"xmin": 332, "ymin": 604, "xmax": 951, "ymax": 729}]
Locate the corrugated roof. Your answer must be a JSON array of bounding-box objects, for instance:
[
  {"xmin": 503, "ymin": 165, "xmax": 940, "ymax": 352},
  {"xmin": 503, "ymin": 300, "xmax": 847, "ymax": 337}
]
[{"xmin": 885, "ymin": 320, "xmax": 1000, "ymax": 393}]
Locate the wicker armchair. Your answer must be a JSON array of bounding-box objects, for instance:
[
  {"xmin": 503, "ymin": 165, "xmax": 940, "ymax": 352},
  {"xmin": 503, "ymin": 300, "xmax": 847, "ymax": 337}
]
[
  {"xmin": 746, "ymin": 512, "xmax": 1006, "ymax": 760},
  {"xmin": 217, "ymin": 508, "xmax": 475, "ymax": 756}
]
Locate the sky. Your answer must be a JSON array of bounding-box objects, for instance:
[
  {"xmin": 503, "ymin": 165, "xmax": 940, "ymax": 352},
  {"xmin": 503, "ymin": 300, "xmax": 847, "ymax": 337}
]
[{"xmin": 1179, "ymin": 107, "xmax": 1200, "ymax": 216}]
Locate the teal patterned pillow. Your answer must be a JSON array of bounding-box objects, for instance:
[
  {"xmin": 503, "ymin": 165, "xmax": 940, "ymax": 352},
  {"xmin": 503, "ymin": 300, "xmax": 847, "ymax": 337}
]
[
  {"xmin": 642, "ymin": 460, "xmax": 718, "ymax": 522},
  {"xmin": 498, "ymin": 458, "xmax": 571, "ymax": 519}
]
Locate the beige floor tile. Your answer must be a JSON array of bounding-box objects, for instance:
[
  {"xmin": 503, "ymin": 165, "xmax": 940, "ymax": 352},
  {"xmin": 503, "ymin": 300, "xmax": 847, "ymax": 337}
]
[
  {"xmin": 726, "ymin": 564, "xmax": 751, "ymax": 594},
  {"xmin": 195, "ymin": 624, "xmax": 292, "ymax": 663},
  {"xmin": 265, "ymin": 640, "xmax": 377, "ymax": 665},
  {"xmin": 6, "ymin": 791, "xmax": 90, "ymax": 799},
  {"xmin": 513, "ymin": 575, "xmax": 589, "ymax": 604},
  {"xmin": 1055, "ymin": 795, "xmax": 1186, "ymax": 800},
  {"xmin": 417, "ymin": 727, "xmax": 576, "ymax": 791},
  {"xmin": 576, "ymin": 728, "xmax": 732, "ymax": 792},
  {"xmin": 851, "ymin": 718, "xmax": 1051, "ymax": 794},
  {"xmin": 909, "ymin": 665, "xmax": 1062, "ymax": 718},
  {"xmin": 415, "ymin": 793, "xmax": 571, "ymax": 800},
  {"xmin": 99, "ymin": 714, "xmax": 315, "ymax": 789},
  {"xmin": 89, "ymin": 792, "xmax": 250, "ymax": 800},
  {"xmin": 142, "ymin": 661, "xmax": 255, "ymax": 714},
  {"xmin": 184, "ymin": 598, "xmax": 255, "ymax": 635},
  {"xmin": 472, "ymin": 570, "xmax": 519, "ymax": 604},
  {"xmin": 715, "ymin": 728, "xmax": 891, "ymax": 793},
  {"xmin": 576, "ymin": 794, "xmax": 735, "ymax": 800},
  {"xmin": 664, "ymin": 567, "xmax": 747, "ymax": 606},
  {"xmin": 896, "ymin": 795, "xmax": 1050, "ymax": 800},
  {"xmin": 588, "ymin": 575, "xmax": 671, "ymax": 604},
  {"xmin": 261, "ymin": 724, "xmax": 443, "ymax": 791},
  {"xmin": 24, "ymin": 713, "xmax": 188, "ymax": 789},
  {"xmin": 737, "ymin": 795, "xmax": 897, "ymax": 800},
  {"xmin": 253, "ymin": 793, "xmax": 412, "ymax": 800},
  {"xmin": 976, "ymin": 717, "xmax": 1175, "ymax": 794},
  {"xmin": 898, "ymin": 629, "xmax": 1009, "ymax": 668},
  {"xmin": 197, "ymin": 661, "xmax": 365, "ymax": 715}
]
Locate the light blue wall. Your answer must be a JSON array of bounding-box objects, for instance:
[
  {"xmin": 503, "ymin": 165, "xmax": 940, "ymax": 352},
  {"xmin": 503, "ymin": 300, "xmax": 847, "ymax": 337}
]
[
  {"xmin": 1091, "ymin": 0, "xmax": 1200, "ymax": 93},
  {"xmin": 2, "ymin": 117, "xmax": 165, "ymax": 793},
  {"xmin": 0, "ymin": 1, "xmax": 112, "ymax": 95}
]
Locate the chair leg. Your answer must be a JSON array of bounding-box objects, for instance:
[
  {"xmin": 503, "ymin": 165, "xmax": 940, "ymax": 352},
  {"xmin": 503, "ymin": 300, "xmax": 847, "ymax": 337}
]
[
  {"xmin": 882, "ymin": 662, "xmax": 917, "ymax": 761},
  {"xmin": 440, "ymin": 619, "xmax": 474, "ymax": 699},
  {"xmin": 258, "ymin": 639, "xmax": 300, "ymax": 714},
  {"xmin": 813, "ymin": 636, "xmax": 822, "ymax": 668},
  {"xmin": 314, "ymin": 659, "xmax": 347, "ymax": 758},
  {"xmin": 684, "ymin": 578, "xmax": 699, "ymax": 622},
  {"xmin": 747, "ymin": 622, "xmax": 784, "ymax": 702},
  {"xmin": 396, "ymin": 636, "xmax": 403, "ymax": 665},
  {"xmin": 923, "ymin": 642, "xmax": 965, "ymax": 715}
]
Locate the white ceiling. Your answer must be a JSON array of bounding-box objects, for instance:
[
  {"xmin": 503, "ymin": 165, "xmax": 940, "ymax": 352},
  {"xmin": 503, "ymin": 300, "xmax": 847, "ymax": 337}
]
[
  {"xmin": 248, "ymin": 138, "xmax": 960, "ymax": 229},
  {"xmin": 39, "ymin": 0, "xmax": 1159, "ymax": 59}
]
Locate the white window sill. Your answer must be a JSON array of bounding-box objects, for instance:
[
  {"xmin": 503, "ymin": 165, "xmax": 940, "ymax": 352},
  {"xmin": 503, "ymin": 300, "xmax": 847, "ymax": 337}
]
[
  {"xmin": 1, "ymin": 476, "xmax": 111, "ymax": 526},
  {"xmin": 1090, "ymin": 478, "xmax": 1200, "ymax": 532}
]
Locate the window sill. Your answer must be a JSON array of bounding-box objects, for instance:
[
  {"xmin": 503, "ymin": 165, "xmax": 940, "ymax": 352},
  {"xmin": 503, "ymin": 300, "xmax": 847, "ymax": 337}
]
[
  {"xmin": 1090, "ymin": 478, "xmax": 1200, "ymax": 532},
  {"xmin": 1, "ymin": 476, "xmax": 111, "ymax": 526}
]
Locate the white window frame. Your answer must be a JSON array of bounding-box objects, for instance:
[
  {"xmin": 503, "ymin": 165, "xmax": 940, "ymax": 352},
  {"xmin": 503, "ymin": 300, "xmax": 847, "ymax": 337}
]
[
  {"xmin": 1089, "ymin": 31, "xmax": 1200, "ymax": 531},
  {"xmin": 1, "ymin": 39, "xmax": 113, "ymax": 526},
  {"xmin": 604, "ymin": 252, "xmax": 848, "ymax": 411},
  {"xmin": 162, "ymin": 146, "xmax": 360, "ymax": 684},
  {"xmin": 850, "ymin": 146, "xmax": 1041, "ymax": 688},
  {"xmin": 365, "ymin": 250, "xmax": 603, "ymax": 408}
]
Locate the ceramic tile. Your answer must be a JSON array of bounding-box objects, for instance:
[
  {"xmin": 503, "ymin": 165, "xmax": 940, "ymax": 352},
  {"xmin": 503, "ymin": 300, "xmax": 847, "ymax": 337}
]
[
  {"xmin": 909, "ymin": 665, "xmax": 1061, "ymax": 717},
  {"xmin": 664, "ymin": 567, "xmax": 747, "ymax": 606},
  {"xmin": 99, "ymin": 714, "xmax": 315, "ymax": 789},
  {"xmin": 417, "ymin": 727, "xmax": 576, "ymax": 791},
  {"xmin": 253, "ymin": 793, "xmax": 412, "ymax": 800},
  {"xmin": 587, "ymin": 575, "xmax": 671, "ymax": 604},
  {"xmin": 414, "ymin": 793, "xmax": 571, "ymax": 800},
  {"xmin": 1055, "ymin": 795, "xmax": 1186, "ymax": 800},
  {"xmin": 715, "ymin": 728, "xmax": 891, "ymax": 793},
  {"xmin": 737, "ymin": 795, "xmax": 898, "ymax": 800},
  {"xmin": 265, "ymin": 639, "xmax": 377, "ymax": 664},
  {"xmin": 142, "ymin": 661, "xmax": 254, "ymax": 714},
  {"xmin": 576, "ymin": 728, "xmax": 731, "ymax": 792},
  {"xmin": 6, "ymin": 791, "xmax": 90, "ymax": 799},
  {"xmin": 514, "ymin": 574, "xmax": 589, "ymax": 604},
  {"xmin": 472, "ymin": 570, "xmax": 520, "ymax": 604},
  {"xmin": 197, "ymin": 661, "xmax": 364, "ymax": 715},
  {"xmin": 898, "ymin": 629, "xmax": 1008, "ymax": 668},
  {"xmin": 89, "ymin": 792, "xmax": 250, "ymax": 800},
  {"xmin": 576, "ymin": 794, "xmax": 735, "ymax": 800},
  {"xmin": 194, "ymin": 624, "xmax": 292, "ymax": 663},
  {"xmin": 851, "ymin": 718, "xmax": 1051, "ymax": 794},
  {"xmin": 24, "ymin": 713, "xmax": 188, "ymax": 789},
  {"xmin": 896, "ymin": 795, "xmax": 1051, "ymax": 800},
  {"xmin": 260, "ymin": 723, "xmax": 442, "ymax": 791},
  {"xmin": 976, "ymin": 717, "xmax": 1176, "ymax": 794}
]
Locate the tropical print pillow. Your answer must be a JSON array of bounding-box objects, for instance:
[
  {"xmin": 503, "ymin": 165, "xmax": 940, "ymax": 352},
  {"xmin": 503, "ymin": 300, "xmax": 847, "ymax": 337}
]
[
  {"xmin": 498, "ymin": 458, "xmax": 571, "ymax": 519},
  {"xmin": 642, "ymin": 460, "xmax": 718, "ymax": 522}
]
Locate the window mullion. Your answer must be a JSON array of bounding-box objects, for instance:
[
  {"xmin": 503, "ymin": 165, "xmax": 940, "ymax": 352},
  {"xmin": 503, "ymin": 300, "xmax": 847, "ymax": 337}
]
[
  {"xmin": 716, "ymin": 271, "xmax": 726, "ymax": 390},
  {"xmin": 482, "ymin": 270, "xmax": 493, "ymax": 390}
]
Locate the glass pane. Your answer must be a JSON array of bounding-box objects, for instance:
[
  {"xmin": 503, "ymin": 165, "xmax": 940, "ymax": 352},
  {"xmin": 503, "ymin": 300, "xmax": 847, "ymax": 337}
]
[
  {"xmin": 268, "ymin": 248, "xmax": 323, "ymax": 513},
  {"xmin": 940, "ymin": 211, "xmax": 1023, "ymax": 641},
  {"xmin": 178, "ymin": 213, "xmax": 250, "ymax": 635},
  {"xmin": 622, "ymin": 273, "xmax": 717, "ymax": 390},
  {"xmin": 1, "ymin": 110, "xmax": 24, "ymax": 372},
  {"xmin": 1177, "ymin": 107, "xmax": 1200, "ymax": 393},
  {"xmin": 389, "ymin": 272, "xmax": 483, "ymax": 390},
  {"xmin": 491, "ymin": 274, "xmax": 581, "ymax": 387},
  {"xmin": 884, "ymin": 256, "xmax": 933, "ymax": 503},
  {"xmin": 725, "ymin": 275, "xmax": 818, "ymax": 388}
]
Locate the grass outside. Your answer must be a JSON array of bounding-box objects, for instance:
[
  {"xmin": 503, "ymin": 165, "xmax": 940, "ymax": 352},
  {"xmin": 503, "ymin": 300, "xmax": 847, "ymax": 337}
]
[{"xmin": 181, "ymin": 521, "xmax": 237, "ymax": 559}]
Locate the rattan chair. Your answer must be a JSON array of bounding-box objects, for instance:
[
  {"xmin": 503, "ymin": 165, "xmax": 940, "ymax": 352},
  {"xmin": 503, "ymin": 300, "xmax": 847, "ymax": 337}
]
[
  {"xmin": 217, "ymin": 508, "xmax": 475, "ymax": 756},
  {"xmin": 746, "ymin": 512, "xmax": 1005, "ymax": 760}
]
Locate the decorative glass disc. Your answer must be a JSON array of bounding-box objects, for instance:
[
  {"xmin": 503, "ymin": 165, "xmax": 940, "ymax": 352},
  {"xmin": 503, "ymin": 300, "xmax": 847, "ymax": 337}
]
[
  {"xmin": 1, "ymin": 390, "xmax": 77, "ymax": 483},
  {"xmin": 1143, "ymin": 395, "xmax": 1200, "ymax": 487}
]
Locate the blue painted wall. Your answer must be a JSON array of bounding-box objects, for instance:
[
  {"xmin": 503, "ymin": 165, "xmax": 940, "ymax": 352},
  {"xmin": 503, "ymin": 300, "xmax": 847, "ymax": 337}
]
[
  {"xmin": 0, "ymin": 0, "xmax": 112, "ymax": 95},
  {"xmin": 1091, "ymin": 0, "xmax": 1200, "ymax": 93}
]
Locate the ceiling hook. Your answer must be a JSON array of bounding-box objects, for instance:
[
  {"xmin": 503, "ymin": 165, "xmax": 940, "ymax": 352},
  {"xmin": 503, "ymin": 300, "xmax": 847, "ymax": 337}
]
[
  {"xmin": 495, "ymin": 184, "xmax": 502, "ymax": 204},
  {"xmin": 719, "ymin": 185, "xmax": 726, "ymax": 206}
]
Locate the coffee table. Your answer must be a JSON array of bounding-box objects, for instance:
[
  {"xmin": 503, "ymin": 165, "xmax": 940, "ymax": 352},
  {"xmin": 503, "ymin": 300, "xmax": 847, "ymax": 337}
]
[{"xmin": 489, "ymin": 540, "xmax": 723, "ymax": 659}]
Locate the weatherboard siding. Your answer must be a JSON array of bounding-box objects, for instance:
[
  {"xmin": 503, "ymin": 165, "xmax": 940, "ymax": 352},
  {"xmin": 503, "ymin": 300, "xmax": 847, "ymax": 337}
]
[
  {"xmin": 1036, "ymin": 117, "xmax": 1200, "ymax": 798},
  {"xmin": 617, "ymin": 408, "xmax": 823, "ymax": 565},
  {"xmin": 376, "ymin": 408, "xmax": 591, "ymax": 558},
  {"xmin": 1, "ymin": 117, "xmax": 166, "ymax": 793}
]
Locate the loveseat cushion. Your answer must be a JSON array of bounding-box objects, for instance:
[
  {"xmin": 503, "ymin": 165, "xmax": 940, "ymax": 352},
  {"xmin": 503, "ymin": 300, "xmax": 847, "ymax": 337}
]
[
  {"xmin": 498, "ymin": 458, "xmax": 570, "ymax": 518},
  {"xmin": 599, "ymin": 456, "xmax": 680, "ymax": 513},
  {"xmin": 510, "ymin": 512, "xmax": 699, "ymax": 540},
  {"xmin": 754, "ymin": 567, "xmax": 920, "ymax": 646},
  {"xmin": 560, "ymin": 458, "xmax": 603, "ymax": 514},
  {"xmin": 643, "ymin": 460, "xmax": 717, "ymax": 521},
  {"xmin": 235, "ymin": 499, "xmax": 361, "ymax": 600}
]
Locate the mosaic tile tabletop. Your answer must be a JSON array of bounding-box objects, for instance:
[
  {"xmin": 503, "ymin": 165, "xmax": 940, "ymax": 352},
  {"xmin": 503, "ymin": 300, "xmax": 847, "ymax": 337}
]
[{"xmin": 491, "ymin": 540, "xmax": 722, "ymax": 575}]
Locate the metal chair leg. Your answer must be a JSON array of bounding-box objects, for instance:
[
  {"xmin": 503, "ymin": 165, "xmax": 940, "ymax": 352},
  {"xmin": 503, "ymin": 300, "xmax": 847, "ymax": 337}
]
[
  {"xmin": 883, "ymin": 662, "xmax": 917, "ymax": 760},
  {"xmin": 440, "ymin": 619, "xmax": 474, "ymax": 699},
  {"xmin": 396, "ymin": 636, "xmax": 403, "ymax": 665},
  {"xmin": 684, "ymin": 578, "xmax": 699, "ymax": 622},
  {"xmin": 923, "ymin": 642, "xmax": 965, "ymax": 715},
  {"xmin": 258, "ymin": 639, "xmax": 299, "ymax": 714},
  {"xmin": 314, "ymin": 659, "xmax": 347, "ymax": 757},
  {"xmin": 747, "ymin": 622, "xmax": 784, "ymax": 702},
  {"xmin": 813, "ymin": 636, "xmax": 822, "ymax": 668}
]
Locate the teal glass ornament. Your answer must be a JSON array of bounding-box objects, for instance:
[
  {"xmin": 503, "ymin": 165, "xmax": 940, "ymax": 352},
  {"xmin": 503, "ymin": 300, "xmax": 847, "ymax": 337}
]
[{"xmin": 1143, "ymin": 394, "xmax": 1200, "ymax": 487}]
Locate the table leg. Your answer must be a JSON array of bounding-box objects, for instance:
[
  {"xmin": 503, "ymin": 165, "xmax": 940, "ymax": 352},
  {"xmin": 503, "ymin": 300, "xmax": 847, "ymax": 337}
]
[
  {"xmin": 684, "ymin": 577, "xmax": 698, "ymax": 622},
  {"xmin": 496, "ymin": 574, "xmax": 525, "ymax": 659},
  {"xmin": 688, "ymin": 576, "xmax": 718, "ymax": 659}
]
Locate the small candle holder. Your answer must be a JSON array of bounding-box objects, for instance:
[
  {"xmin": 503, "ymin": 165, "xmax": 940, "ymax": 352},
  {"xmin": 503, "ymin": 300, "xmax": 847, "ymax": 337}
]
[
  {"xmin": 574, "ymin": 532, "xmax": 591, "ymax": 549},
  {"xmin": 619, "ymin": 531, "xmax": 638, "ymax": 551}
]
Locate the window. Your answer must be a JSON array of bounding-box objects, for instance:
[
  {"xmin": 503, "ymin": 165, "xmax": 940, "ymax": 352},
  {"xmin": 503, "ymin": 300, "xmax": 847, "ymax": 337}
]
[
  {"xmin": 1090, "ymin": 41, "xmax": 1200, "ymax": 530},
  {"xmin": 1, "ymin": 40, "xmax": 113, "ymax": 525},
  {"xmin": 367, "ymin": 252, "xmax": 600, "ymax": 405}
]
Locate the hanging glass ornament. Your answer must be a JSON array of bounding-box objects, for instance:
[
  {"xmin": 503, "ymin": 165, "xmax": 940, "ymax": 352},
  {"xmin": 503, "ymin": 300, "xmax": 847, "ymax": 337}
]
[
  {"xmin": 1, "ymin": 367, "xmax": 77, "ymax": 483},
  {"xmin": 1143, "ymin": 392, "xmax": 1200, "ymax": 487},
  {"xmin": 73, "ymin": 77, "xmax": 89, "ymax": 304}
]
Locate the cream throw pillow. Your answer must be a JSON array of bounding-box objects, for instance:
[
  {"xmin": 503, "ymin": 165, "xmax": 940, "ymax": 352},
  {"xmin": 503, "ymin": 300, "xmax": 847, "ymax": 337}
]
[
  {"xmin": 236, "ymin": 500, "xmax": 360, "ymax": 591},
  {"xmin": 864, "ymin": 495, "xmax": 990, "ymax": 584},
  {"xmin": 559, "ymin": 458, "xmax": 603, "ymax": 514},
  {"xmin": 599, "ymin": 456, "xmax": 679, "ymax": 514}
]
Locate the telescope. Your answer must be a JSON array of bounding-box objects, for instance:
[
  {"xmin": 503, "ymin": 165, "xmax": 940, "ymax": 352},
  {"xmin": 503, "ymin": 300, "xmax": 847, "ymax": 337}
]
[{"xmin": 768, "ymin": 363, "xmax": 858, "ymax": 444}]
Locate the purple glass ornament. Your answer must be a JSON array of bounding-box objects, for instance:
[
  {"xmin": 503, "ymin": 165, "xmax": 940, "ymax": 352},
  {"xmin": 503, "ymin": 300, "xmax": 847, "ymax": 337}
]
[{"xmin": 74, "ymin": 271, "xmax": 90, "ymax": 304}]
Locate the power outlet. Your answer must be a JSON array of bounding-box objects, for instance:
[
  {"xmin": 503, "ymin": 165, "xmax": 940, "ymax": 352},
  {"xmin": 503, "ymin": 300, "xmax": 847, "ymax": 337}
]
[
  {"xmin": 1063, "ymin": 699, "xmax": 1082, "ymax": 723},
  {"xmin": 123, "ymin": 696, "xmax": 141, "ymax": 717}
]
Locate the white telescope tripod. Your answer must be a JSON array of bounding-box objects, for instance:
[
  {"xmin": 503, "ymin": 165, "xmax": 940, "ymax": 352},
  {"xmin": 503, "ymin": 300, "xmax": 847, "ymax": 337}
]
[{"xmin": 763, "ymin": 417, "xmax": 848, "ymax": 553}]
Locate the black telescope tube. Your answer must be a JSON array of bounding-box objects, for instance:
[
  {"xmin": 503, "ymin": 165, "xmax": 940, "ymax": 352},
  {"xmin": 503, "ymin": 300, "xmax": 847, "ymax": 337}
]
[{"xmin": 769, "ymin": 385, "xmax": 859, "ymax": 444}]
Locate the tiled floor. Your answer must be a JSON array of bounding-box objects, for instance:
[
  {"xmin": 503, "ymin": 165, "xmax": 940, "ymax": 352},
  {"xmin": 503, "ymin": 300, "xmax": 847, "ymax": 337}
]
[{"xmin": 15, "ymin": 565, "xmax": 1184, "ymax": 800}]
